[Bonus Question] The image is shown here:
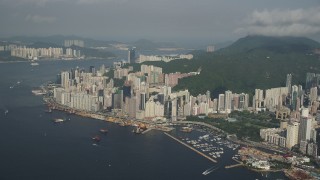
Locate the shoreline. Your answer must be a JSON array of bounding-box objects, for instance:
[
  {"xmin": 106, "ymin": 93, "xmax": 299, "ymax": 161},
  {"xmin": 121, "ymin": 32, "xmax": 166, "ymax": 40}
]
[
  {"xmin": 43, "ymin": 95, "xmax": 291, "ymax": 177},
  {"xmin": 0, "ymin": 57, "xmax": 116, "ymax": 64}
]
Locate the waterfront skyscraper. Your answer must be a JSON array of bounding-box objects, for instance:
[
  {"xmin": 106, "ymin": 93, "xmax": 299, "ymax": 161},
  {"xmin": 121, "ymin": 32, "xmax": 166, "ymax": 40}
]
[
  {"xmin": 128, "ymin": 48, "xmax": 136, "ymax": 64},
  {"xmin": 61, "ymin": 71, "xmax": 70, "ymax": 89}
]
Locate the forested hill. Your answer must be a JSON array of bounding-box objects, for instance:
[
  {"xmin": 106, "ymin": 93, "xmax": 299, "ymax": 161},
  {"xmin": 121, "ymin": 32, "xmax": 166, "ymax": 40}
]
[{"xmin": 141, "ymin": 35, "xmax": 320, "ymax": 97}]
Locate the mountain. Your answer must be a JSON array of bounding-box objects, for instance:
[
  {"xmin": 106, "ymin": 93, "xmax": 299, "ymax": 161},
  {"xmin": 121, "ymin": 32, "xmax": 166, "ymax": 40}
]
[
  {"xmin": 136, "ymin": 36, "xmax": 320, "ymax": 98},
  {"xmin": 218, "ymin": 35, "xmax": 320, "ymax": 54}
]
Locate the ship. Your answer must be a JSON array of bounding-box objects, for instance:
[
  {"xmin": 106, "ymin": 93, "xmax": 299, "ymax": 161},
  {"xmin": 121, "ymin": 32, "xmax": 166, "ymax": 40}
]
[
  {"xmin": 53, "ymin": 118, "xmax": 65, "ymax": 123},
  {"xmin": 99, "ymin": 128, "xmax": 108, "ymax": 134},
  {"xmin": 32, "ymin": 89, "xmax": 46, "ymax": 95},
  {"xmin": 180, "ymin": 126, "xmax": 193, "ymax": 133},
  {"xmin": 4, "ymin": 110, "xmax": 8, "ymax": 116},
  {"xmin": 92, "ymin": 135, "xmax": 101, "ymax": 142},
  {"xmin": 30, "ymin": 62, "xmax": 39, "ymax": 66},
  {"xmin": 202, "ymin": 165, "xmax": 220, "ymax": 175}
]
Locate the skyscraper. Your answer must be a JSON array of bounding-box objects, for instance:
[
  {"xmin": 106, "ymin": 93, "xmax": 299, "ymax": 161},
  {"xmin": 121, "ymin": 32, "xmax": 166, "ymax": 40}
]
[
  {"xmin": 224, "ymin": 90, "xmax": 233, "ymax": 113},
  {"xmin": 286, "ymin": 122, "xmax": 299, "ymax": 149},
  {"xmin": 128, "ymin": 48, "xmax": 136, "ymax": 64},
  {"xmin": 286, "ymin": 74, "xmax": 292, "ymax": 94},
  {"xmin": 306, "ymin": 73, "xmax": 316, "ymax": 91},
  {"xmin": 299, "ymin": 117, "xmax": 312, "ymax": 142},
  {"xmin": 218, "ymin": 94, "xmax": 225, "ymax": 112}
]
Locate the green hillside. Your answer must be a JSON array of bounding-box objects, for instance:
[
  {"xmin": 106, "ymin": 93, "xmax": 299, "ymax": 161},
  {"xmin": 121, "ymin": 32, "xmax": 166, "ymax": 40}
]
[{"xmin": 139, "ymin": 36, "xmax": 320, "ymax": 97}]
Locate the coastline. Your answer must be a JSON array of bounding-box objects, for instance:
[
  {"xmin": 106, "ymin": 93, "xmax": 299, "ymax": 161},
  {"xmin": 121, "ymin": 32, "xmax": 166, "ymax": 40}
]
[
  {"xmin": 43, "ymin": 94, "xmax": 292, "ymax": 178},
  {"xmin": 0, "ymin": 57, "xmax": 116, "ymax": 64}
]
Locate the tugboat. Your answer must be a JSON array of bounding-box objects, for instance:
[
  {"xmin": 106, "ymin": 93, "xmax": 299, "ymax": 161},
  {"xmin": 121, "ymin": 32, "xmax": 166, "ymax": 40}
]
[
  {"xmin": 92, "ymin": 135, "xmax": 101, "ymax": 142},
  {"xmin": 99, "ymin": 128, "xmax": 108, "ymax": 134}
]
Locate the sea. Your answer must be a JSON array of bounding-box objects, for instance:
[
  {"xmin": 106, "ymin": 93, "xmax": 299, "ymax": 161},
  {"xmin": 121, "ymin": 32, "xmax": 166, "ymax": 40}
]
[{"xmin": 0, "ymin": 59, "xmax": 288, "ymax": 180}]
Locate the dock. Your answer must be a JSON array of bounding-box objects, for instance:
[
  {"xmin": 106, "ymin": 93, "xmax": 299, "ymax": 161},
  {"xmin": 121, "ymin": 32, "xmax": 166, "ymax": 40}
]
[
  {"xmin": 164, "ymin": 132, "xmax": 217, "ymax": 163},
  {"xmin": 225, "ymin": 163, "xmax": 243, "ymax": 169},
  {"xmin": 141, "ymin": 128, "xmax": 154, "ymax": 134}
]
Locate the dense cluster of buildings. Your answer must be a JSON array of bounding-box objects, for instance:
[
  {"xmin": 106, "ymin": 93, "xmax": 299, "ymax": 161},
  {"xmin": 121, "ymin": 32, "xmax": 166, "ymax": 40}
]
[
  {"xmin": 138, "ymin": 54, "xmax": 193, "ymax": 63},
  {"xmin": 259, "ymin": 73, "xmax": 320, "ymax": 157},
  {"xmin": 64, "ymin": 40, "xmax": 84, "ymax": 48},
  {"xmin": 53, "ymin": 63, "xmax": 250, "ymax": 122},
  {"xmin": 11, "ymin": 47, "xmax": 81, "ymax": 60}
]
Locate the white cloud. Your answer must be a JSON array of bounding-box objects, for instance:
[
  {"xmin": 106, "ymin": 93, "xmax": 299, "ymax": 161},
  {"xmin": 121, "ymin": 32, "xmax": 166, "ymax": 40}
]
[
  {"xmin": 25, "ymin": 15, "xmax": 56, "ymax": 23},
  {"xmin": 76, "ymin": 0, "xmax": 128, "ymax": 4},
  {"xmin": 4, "ymin": 0, "xmax": 127, "ymax": 6},
  {"xmin": 236, "ymin": 7, "xmax": 320, "ymax": 36}
]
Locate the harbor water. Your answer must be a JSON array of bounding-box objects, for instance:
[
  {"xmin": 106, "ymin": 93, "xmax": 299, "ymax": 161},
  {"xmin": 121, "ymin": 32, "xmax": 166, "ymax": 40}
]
[{"xmin": 0, "ymin": 59, "xmax": 287, "ymax": 179}]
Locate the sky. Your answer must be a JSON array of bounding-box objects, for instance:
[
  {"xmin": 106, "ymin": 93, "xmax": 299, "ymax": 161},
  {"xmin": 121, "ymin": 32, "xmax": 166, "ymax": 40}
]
[{"xmin": 0, "ymin": 0, "xmax": 320, "ymax": 44}]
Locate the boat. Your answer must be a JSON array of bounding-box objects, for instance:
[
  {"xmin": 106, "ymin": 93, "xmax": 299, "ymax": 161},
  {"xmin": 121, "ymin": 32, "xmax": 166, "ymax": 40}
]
[
  {"xmin": 202, "ymin": 165, "xmax": 220, "ymax": 175},
  {"xmin": 53, "ymin": 118, "xmax": 65, "ymax": 123},
  {"xmin": 67, "ymin": 110, "xmax": 75, "ymax": 115},
  {"xmin": 4, "ymin": 110, "xmax": 8, "ymax": 116},
  {"xmin": 99, "ymin": 128, "xmax": 108, "ymax": 134},
  {"xmin": 132, "ymin": 127, "xmax": 142, "ymax": 134},
  {"xmin": 180, "ymin": 126, "xmax": 193, "ymax": 133},
  {"xmin": 31, "ymin": 62, "xmax": 39, "ymax": 66},
  {"xmin": 32, "ymin": 89, "xmax": 46, "ymax": 95},
  {"xmin": 92, "ymin": 135, "xmax": 101, "ymax": 142},
  {"xmin": 45, "ymin": 109, "xmax": 52, "ymax": 113}
]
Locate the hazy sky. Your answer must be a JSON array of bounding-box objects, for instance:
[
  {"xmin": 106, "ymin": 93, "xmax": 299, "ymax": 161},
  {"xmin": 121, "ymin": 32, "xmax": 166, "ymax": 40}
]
[{"xmin": 1, "ymin": 0, "xmax": 320, "ymax": 43}]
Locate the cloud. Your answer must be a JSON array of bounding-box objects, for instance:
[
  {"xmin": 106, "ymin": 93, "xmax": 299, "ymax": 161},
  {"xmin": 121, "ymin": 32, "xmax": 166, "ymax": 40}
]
[
  {"xmin": 6, "ymin": 0, "xmax": 127, "ymax": 6},
  {"xmin": 236, "ymin": 7, "xmax": 320, "ymax": 36},
  {"xmin": 25, "ymin": 15, "xmax": 56, "ymax": 23},
  {"xmin": 76, "ymin": 0, "xmax": 128, "ymax": 4}
]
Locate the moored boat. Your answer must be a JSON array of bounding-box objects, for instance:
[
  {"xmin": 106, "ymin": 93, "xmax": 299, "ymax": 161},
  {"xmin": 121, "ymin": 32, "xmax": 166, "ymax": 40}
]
[
  {"xmin": 92, "ymin": 135, "xmax": 101, "ymax": 142},
  {"xmin": 99, "ymin": 128, "xmax": 108, "ymax": 134}
]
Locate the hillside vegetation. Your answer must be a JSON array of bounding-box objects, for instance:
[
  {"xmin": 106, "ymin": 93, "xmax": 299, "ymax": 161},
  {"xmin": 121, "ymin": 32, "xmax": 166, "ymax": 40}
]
[{"xmin": 138, "ymin": 35, "xmax": 320, "ymax": 97}]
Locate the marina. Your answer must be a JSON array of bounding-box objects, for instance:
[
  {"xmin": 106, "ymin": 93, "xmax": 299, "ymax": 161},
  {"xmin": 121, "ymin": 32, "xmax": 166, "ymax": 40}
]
[{"xmin": 164, "ymin": 132, "xmax": 217, "ymax": 163}]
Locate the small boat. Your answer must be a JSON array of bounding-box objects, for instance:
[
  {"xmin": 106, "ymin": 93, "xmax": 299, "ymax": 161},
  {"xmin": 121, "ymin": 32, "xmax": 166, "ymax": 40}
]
[
  {"xmin": 45, "ymin": 109, "xmax": 52, "ymax": 113},
  {"xmin": 132, "ymin": 127, "xmax": 141, "ymax": 134},
  {"xmin": 4, "ymin": 110, "xmax": 8, "ymax": 116},
  {"xmin": 53, "ymin": 118, "xmax": 64, "ymax": 123},
  {"xmin": 92, "ymin": 135, "xmax": 101, "ymax": 142},
  {"xmin": 31, "ymin": 62, "xmax": 39, "ymax": 66},
  {"xmin": 99, "ymin": 128, "xmax": 108, "ymax": 134},
  {"xmin": 67, "ymin": 110, "xmax": 75, "ymax": 115},
  {"xmin": 180, "ymin": 126, "xmax": 193, "ymax": 133}
]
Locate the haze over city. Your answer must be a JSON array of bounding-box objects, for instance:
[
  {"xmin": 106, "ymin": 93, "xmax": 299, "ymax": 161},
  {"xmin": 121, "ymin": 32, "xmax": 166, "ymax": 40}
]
[{"xmin": 1, "ymin": 0, "xmax": 320, "ymax": 43}]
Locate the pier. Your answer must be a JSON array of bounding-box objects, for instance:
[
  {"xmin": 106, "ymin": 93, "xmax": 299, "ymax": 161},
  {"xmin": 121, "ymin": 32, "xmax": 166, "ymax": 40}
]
[
  {"xmin": 141, "ymin": 128, "xmax": 154, "ymax": 134},
  {"xmin": 225, "ymin": 163, "xmax": 243, "ymax": 169},
  {"xmin": 164, "ymin": 132, "xmax": 217, "ymax": 163}
]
